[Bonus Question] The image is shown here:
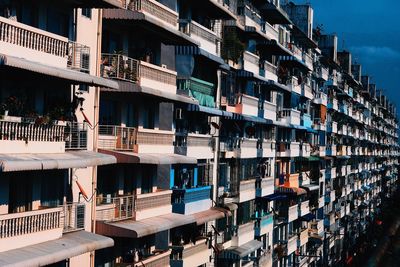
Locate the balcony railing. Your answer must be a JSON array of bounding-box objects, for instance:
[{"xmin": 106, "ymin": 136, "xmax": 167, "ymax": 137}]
[
  {"xmin": 98, "ymin": 125, "xmax": 136, "ymax": 150},
  {"xmin": 0, "ymin": 203, "xmax": 85, "ymax": 240},
  {"xmin": 96, "ymin": 195, "xmax": 135, "ymax": 221},
  {"xmin": 136, "ymin": 190, "xmax": 172, "ymax": 211},
  {"xmin": 101, "ymin": 54, "xmax": 176, "ymax": 89},
  {"xmin": 128, "ymin": 0, "xmax": 178, "ymax": 27},
  {"xmin": 172, "ymin": 186, "xmax": 211, "ymax": 204},
  {"xmin": 0, "ymin": 119, "xmax": 87, "ymax": 150},
  {"xmin": 67, "ymin": 41, "xmax": 90, "ymax": 73},
  {"xmin": 61, "ymin": 203, "xmax": 86, "ymax": 233},
  {"xmin": 0, "ymin": 16, "xmax": 68, "ymax": 58},
  {"xmin": 0, "ymin": 207, "xmax": 62, "ymax": 239}
]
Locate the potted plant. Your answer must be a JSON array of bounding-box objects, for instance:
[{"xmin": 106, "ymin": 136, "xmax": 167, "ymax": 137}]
[{"xmin": 0, "ymin": 102, "xmax": 8, "ymax": 117}]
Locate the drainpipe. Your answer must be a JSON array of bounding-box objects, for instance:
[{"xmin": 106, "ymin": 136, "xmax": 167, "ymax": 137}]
[
  {"xmin": 212, "ymin": 69, "xmax": 222, "ymax": 204},
  {"xmin": 90, "ymin": 8, "xmax": 103, "ymax": 267}
]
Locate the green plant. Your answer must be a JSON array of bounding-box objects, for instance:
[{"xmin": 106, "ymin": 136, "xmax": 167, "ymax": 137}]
[{"xmin": 221, "ymin": 27, "xmax": 245, "ymax": 64}]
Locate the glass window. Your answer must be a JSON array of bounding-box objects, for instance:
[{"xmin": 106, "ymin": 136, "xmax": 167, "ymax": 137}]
[{"xmin": 81, "ymin": 8, "xmax": 92, "ymax": 19}]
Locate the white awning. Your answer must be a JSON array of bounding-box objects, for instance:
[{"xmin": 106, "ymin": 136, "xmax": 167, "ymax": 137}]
[
  {"xmin": 99, "ymin": 149, "xmax": 197, "ymax": 165},
  {"xmin": 0, "ymin": 231, "xmax": 114, "ymax": 267},
  {"xmin": 0, "ymin": 151, "xmax": 116, "ymax": 172},
  {"xmin": 97, "ymin": 213, "xmax": 196, "ymax": 238},
  {"xmin": 190, "ymin": 207, "xmax": 232, "ymax": 225},
  {"xmin": 222, "ymin": 240, "xmax": 263, "ymax": 259},
  {"xmin": 0, "ymin": 54, "xmax": 119, "ymax": 89}
]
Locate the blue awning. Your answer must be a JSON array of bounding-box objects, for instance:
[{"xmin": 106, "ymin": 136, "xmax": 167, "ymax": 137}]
[
  {"xmin": 175, "ymin": 46, "xmax": 229, "ymax": 69},
  {"xmin": 224, "ymin": 112, "xmax": 272, "ymax": 125},
  {"xmin": 299, "ymin": 213, "xmax": 316, "ymax": 221},
  {"xmin": 261, "ymin": 193, "xmax": 287, "ymax": 201},
  {"xmin": 291, "ymin": 124, "xmax": 307, "ymax": 130},
  {"xmin": 187, "ymin": 104, "xmax": 231, "ymax": 117}
]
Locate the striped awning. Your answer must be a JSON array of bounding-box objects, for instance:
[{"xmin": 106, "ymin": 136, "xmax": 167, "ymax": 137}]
[
  {"xmin": 0, "ymin": 231, "xmax": 113, "ymax": 267},
  {"xmin": 187, "ymin": 103, "xmax": 231, "ymax": 117},
  {"xmin": 0, "ymin": 54, "xmax": 119, "ymax": 89},
  {"xmin": 278, "ymin": 55, "xmax": 310, "ymax": 71},
  {"xmin": 221, "ymin": 240, "xmax": 263, "ymax": 260},
  {"xmin": 256, "ymin": 39, "xmax": 292, "ymax": 56},
  {"xmin": 0, "ymin": 151, "xmax": 116, "ymax": 172},
  {"xmin": 175, "ymin": 46, "xmax": 229, "ymax": 69},
  {"xmin": 276, "ymin": 186, "xmax": 307, "ymax": 195}
]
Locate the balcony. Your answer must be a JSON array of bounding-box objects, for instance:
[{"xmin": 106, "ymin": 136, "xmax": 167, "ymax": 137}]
[
  {"xmin": 313, "ymin": 118, "xmax": 326, "ymax": 131},
  {"xmin": 264, "ymin": 22, "xmax": 279, "ymax": 41},
  {"xmin": 129, "ymin": 0, "xmax": 178, "ymax": 28},
  {"xmin": 254, "ymin": 213, "xmax": 274, "ymax": 237},
  {"xmin": 0, "ymin": 118, "xmax": 87, "ymax": 153},
  {"xmin": 239, "ymin": 179, "xmax": 256, "ymax": 203},
  {"xmin": 262, "ymin": 60, "xmax": 278, "ymax": 82},
  {"xmin": 288, "ymin": 204, "xmax": 299, "ymax": 222},
  {"xmin": 242, "ymin": 50, "xmax": 260, "ymax": 75},
  {"xmin": 101, "ymin": 53, "xmax": 177, "ymax": 95},
  {"xmin": 172, "ymin": 186, "xmax": 212, "ymax": 215},
  {"xmin": 288, "ymin": 43, "xmax": 302, "ymax": 61},
  {"xmin": 186, "ymin": 133, "xmax": 214, "ymax": 159},
  {"xmin": 316, "ymin": 66, "xmax": 329, "ymax": 81},
  {"xmin": 302, "ymin": 53, "xmax": 313, "ymax": 71},
  {"xmin": 98, "ymin": 125, "xmax": 174, "ymax": 154},
  {"xmin": 286, "ymin": 76, "xmax": 301, "ymax": 95},
  {"xmin": 301, "ymin": 113, "xmax": 312, "ymax": 128},
  {"xmin": 327, "ymin": 98, "xmax": 338, "ymax": 111},
  {"xmin": 134, "ymin": 251, "xmax": 171, "ymax": 267},
  {"xmin": 300, "ymin": 143, "xmax": 311, "ymax": 157},
  {"xmin": 179, "ymin": 19, "xmax": 220, "ymax": 56},
  {"xmin": 135, "ymin": 190, "xmax": 173, "ymax": 220},
  {"xmin": 309, "ymin": 220, "xmax": 324, "ymax": 238},
  {"xmin": 0, "ymin": 16, "xmax": 91, "ymax": 71},
  {"xmin": 302, "ymin": 83, "xmax": 313, "ymax": 99},
  {"xmin": 287, "ymin": 234, "xmax": 298, "ymax": 255},
  {"xmin": 299, "ymin": 200, "xmax": 310, "ymax": 216},
  {"xmin": 260, "ymin": 139, "xmax": 276, "ymax": 158},
  {"xmin": 233, "ymin": 222, "xmax": 255, "ymax": 247},
  {"xmin": 256, "ymin": 177, "xmax": 274, "ymax": 197},
  {"xmin": 170, "ymin": 241, "xmax": 211, "ymax": 267},
  {"xmin": 0, "ymin": 203, "xmax": 85, "ymax": 252},
  {"xmin": 225, "ymin": 137, "xmax": 258, "ymax": 159},
  {"xmin": 263, "ymin": 101, "xmax": 277, "ymax": 121},
  {"xmin": 326, "ymin": 121, "xmax": 338, "ymax": 133},
  {"xmin": 228, "ymin": 93, "xmax": 259, "ymax": 117},
  {"xmin": 278, "ymin": 109, "xmax": 301, "ymax": 125},
  {"xmin": 298, "ymin": 228, "xmax": 309, "ymax": 247},
  {"xmin": 313, "ymin": 92, "xmax": 328, "ymax": 106},
  {"xmin": 277, "ymin": 142, "xmax": 300, "ymax": 158},
  {"xmin": 325, "ymin": 191, "xmax": 335, "ymax": 203},
  {"xmin": 178, "ymin": 77, "xmax": 215, "ymax": 107}
]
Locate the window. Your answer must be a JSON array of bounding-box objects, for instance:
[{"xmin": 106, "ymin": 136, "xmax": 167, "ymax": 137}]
[{"xmin": 82, "ymin": 8, "xmax": 92, "ymax": 19}]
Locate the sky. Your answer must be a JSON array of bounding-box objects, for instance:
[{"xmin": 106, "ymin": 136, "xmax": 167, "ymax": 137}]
[{"xmin": 292, "ymin": 0, "xmax": 400, "ymax": 114}]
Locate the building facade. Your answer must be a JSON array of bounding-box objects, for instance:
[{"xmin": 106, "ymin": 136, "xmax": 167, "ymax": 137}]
[{"xmin": 0, "ymin": 0, "xmax": 398, "ymax": 267}]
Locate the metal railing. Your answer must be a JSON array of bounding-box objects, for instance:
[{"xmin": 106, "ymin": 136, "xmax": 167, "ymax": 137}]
[
  {"xmin": 61, "ymin": 203, "xmax": 85, "ymax": 233},
  {"xmin": 96, "ymin": 195, "xmax": 135, "ymax": 221},
  {"xmin": 128, "ymin": 0, "xmax": 178, "ymax": 26},
  {"xmin": 67, "ymin": 41, "xmax": 90, "ymax": 73},
  {"xmin": 64, "ymin": 122, "xmax": 88, "ymax": 150},
  {"xmin": 0, "ymin": 16, "xmax": 68, "ymax": 57},
  {"xmin": 98, "ymin": 125, "xmax": 137, "ymax": 150},
  {"xmin": 101, "ymin": 53, "xmax": 139, "ymax": 82}
]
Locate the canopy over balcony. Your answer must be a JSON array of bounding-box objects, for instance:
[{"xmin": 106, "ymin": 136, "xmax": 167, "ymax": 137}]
[
  {"xmin": 99, "ymin": 149, "xmax": 197, "ymax": 165},
  {"xmin": 0, "ymin": 151, "xmax": 116, "ymax": 172},
  {"xmin": 0, "ymin": 54, "xmax": 119, "ymax": 89},
  {"xmin": 0, "ymin": 231, "xmax": 113, "ymax": 267},
  {"xmin": 220, "ymin": 240, "xmax": 263, "ymax": 260},
  {"xmin": 102, "ymin": 9, "xmax": 198, "ymax": 46}
]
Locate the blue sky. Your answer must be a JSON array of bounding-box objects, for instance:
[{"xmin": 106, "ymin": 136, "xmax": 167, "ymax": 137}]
[{"xmin": 292, "ymin": 0, "xmax": 400, "ymax": 114}]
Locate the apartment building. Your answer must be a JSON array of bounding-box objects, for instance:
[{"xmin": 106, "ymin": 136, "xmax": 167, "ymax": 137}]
[{"xmin": 0, "ymin": 0, "xmax": 398, "ymax": 267}]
